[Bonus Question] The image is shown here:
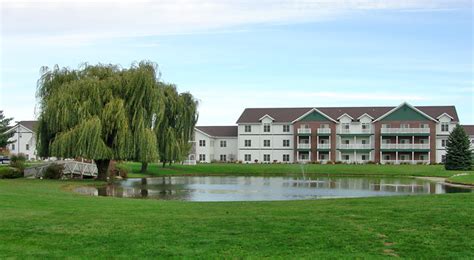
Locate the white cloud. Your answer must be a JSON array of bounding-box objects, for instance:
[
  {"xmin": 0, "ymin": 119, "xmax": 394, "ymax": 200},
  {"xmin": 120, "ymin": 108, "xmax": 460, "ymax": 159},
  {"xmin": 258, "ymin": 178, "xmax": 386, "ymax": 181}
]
[{"xmin": 1, "ymin": 0, "xmax": 470, "ymax": 46}]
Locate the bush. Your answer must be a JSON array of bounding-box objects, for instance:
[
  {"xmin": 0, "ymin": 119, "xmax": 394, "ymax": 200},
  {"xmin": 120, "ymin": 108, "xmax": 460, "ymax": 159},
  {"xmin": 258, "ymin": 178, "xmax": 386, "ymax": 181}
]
[
  {"xmin": 10, "ymin": 153, "xmax": 26, "ymax": 171},
  {"xmin": 43, "ymin": 163, "xmax": 64, "ymax": 179},
  {"xmin": 0, "ymin": 167, "xmax": 22, "ymax": 179}
]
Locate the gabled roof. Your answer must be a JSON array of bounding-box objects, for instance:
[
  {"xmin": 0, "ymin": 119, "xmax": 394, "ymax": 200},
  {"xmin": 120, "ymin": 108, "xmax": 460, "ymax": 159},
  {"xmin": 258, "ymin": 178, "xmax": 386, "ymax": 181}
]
[
  {"xmin": 462, "ymin": 125, "xmax": 474, "ymax": 136},
  {"xmin": 357, "ymin": 113, "xmax": 374, "ymax": 120},
  {"xmin": 259, "ymin": 114, "xmax": 275, "ymax": 121},
  {"xmin": 236, "ymin": 104, "xmax": 459, "ymax": 123},
  {"xmin": 195, "ymin": 126, "xmax": 238, "ymax": 137},
  {"xmin": 337, "ymin": 113, "xmax": 354, "ymax": 120},
  {"xmin": 291, "ymin": 108, "xmax": 337, "ymax": 123},
  {"xmin": 4, "ymin": 120, "xmax": 38, "ymax": 134},
  {"xmin": 373, "ymin": 102, "xmax": 437, "ymax": 122},
  {"xmin": 436, "ymin": 112, "xmax": 454, "ymax": 120}
]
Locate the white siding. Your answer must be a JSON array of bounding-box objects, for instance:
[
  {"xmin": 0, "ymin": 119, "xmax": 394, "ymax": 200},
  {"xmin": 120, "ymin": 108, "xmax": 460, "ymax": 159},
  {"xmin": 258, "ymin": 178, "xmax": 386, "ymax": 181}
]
[{"xmin": 8, "ymin": 125, "xmax": 37, "ymax": 160}]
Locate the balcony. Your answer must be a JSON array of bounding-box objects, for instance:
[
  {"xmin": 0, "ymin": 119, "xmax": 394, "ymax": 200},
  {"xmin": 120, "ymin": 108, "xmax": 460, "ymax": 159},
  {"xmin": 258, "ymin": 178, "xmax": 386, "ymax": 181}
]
[
  {"xmin": 380, "ymin": 143, "xmax": 430, "ymax": 150},
  {"xmin": 381, "ymin": 160, "xmax": 430, "ymax": 165},
  {"xmin": 317, "ymin": 143, "xmax": 331, "ymax": 150},
  {"xmin": 381, "ymin": 128, "xmax": 430, "ymax": 135},
  {"xmin": 297, "ymin": 143, "xmax": 311, "ymax": 149},
  {"xmin": 337, "ymin": 144, "xmax": 374, "ymax": 150},
  {"xmin": 317, "ymin": 128, "xmax": 331, "ymax": 135},
  {"xmin": 297, "ymin": 128, "xmax": 311, "ymax": 135},
  {"xmin": 337, "ymin": 128, "xmax": 373, "ymax": 135}
]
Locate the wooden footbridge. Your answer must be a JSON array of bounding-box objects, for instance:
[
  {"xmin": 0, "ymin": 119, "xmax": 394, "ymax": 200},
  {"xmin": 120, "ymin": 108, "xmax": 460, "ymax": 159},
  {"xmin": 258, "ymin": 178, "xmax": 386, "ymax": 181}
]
[{"xmin": 24, "ymin": 160, "xmax": 98, "ymax": 179}]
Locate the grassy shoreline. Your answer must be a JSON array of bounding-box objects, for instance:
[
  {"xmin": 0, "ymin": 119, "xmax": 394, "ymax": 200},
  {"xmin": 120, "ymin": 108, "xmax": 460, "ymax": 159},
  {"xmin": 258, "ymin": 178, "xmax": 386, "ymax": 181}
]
[
  {"xmin": 0, "ymin": 179, "xmax": 473, "ymax": 258},
  {"xmin": 122, "ymin": 162, "xmax": 473, "ymax": 179}
]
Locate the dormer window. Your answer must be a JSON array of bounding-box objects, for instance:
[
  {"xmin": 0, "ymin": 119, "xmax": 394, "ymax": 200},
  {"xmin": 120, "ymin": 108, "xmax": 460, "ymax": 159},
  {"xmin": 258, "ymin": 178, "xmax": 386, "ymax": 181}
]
[
  {"xmin": 441, "ymin": 123, "xmax": 449, "ymax": 132},
  {"xmin": 245, "ymin": 125, "xmax": 251, "ymax": 132},
  {"xmin": 283, "ymin": 125, "xmax": 290, "ymax": 132},
  {"xmin": 342, "ymin": 123, "xmax": 350, "ymax": 130},
  {"xmin": 361, "ymin": 123, "xmax": 369, "ymax": 130},
  {"xmin": 263, "ymin": 124, "xmax": 271, "ymax": 132}
]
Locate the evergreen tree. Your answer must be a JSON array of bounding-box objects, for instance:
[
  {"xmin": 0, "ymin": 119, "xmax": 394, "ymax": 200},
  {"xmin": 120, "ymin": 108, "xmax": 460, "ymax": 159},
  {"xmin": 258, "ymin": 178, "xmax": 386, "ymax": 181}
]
[
  {"xmin": 36, "ymin": 62, "xmax": 162, "ymax": 180},
  {"xmin": 0, "ymin": 111, "xmax": 14, "ymax": 148},
  {"xmin": 445, "ymin": 124, "xmax": 472, "ymax": 170}
]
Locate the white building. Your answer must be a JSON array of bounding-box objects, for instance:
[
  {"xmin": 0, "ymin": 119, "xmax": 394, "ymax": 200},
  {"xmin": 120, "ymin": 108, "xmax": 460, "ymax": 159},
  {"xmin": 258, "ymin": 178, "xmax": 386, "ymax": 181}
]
[
  {"xmin": 194, "ymin": 102, "xmax": 468, "ymax": 164},
  {"xmin": 5, "ymin": 121, "xmax": 38, "ymax": 160}
]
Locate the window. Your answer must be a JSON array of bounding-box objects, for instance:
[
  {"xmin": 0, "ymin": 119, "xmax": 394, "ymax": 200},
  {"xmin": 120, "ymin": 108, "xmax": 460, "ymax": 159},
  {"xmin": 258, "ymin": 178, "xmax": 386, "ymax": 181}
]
[
  {"xmin": 400, "ymin": 154, "xmax": 409, "ymax": 161},
  {"xmin": 420, "ymin": 154, "xmax": 428, "ymax": 160},
  {"xmin": 26, "ymin": 154, "xmax": 29, "ymax": 160},
  {"xmin": 361, "ymin": 123, "xmax": 370, "ymax": 130},
  {"xmin": 401, "ymin": 123, "xmax": 410, "ymax": 128},
  {"xmin": 420, "ymin": 139, "xmax": 428, "ymax": 144},
  {"xmin": 199, "ymin": 140, "xmax": 206, "ymax": 147},
  {"xmin": 244, "ymin": 154, "xmax": 251, "ymax": 162},
  {"xmin": 400, "ymin": 139, "xmax": 410, "ymax": 144},
  {"xmin": 264, "ymin": 140, "xmax": 271, "ymax": 147},
  {"xmin": 441, "ymin": 139, "xmax": 447, "ymax": 147},
  {"xmin": 245, "ymin": 125, "xmax": 251, "ymax": 132},
  {"xmin": 263, "ymin": 154, "xmax": 270, "ymax": 162},
  {"xmin": 361, "ymin": 155, "xmax": 367, "ymax": 161},
  {"xmin": 263, "ymin": 123, "xmax": 271, "ymax": 132},
  {"xmin": 220, "ymin": 140, "xmax": 227, "ymax": 147},
  {"xmin": 441, "ymin": 155, "xmax": 446, "ymax": 163},
  {"xmin": 441, "ymin": 123, "xmax": 449, "ymax": 132},
  {"xmin": 220, "ymin": 154, "xmax": 226, "ymax": 161},
  {"xmin": 361, "ymin": 140, "xmax": 367, "ymax": 144},
  {"xmin": 283, "ymin": 140, "xmax": 290, "ymax": 147},
  {"xmin": 320, "ymin": 124, "xmax": 329, "ymax": 129},
  {"xmin": 11, "ymin": 144, "xmax": 15, "ymax": 151},
  {"xmin": 344, "ymin": 140, "xmax": 350, "ymax": 144},
  {"xmin": 382, "ymin": 124, "xmax": 391, "ymax": 129},
  {"xmin": 283, "ymin": 125, "xmax": 290, "ymax": 132},
  {"xmin": 342, "ymin": 123, "xmax": 350, "ymax": 130},
  {"xmin": 343, "ymin": 155, "xmax": 350, "ymax": 160},
  {"xmin": 244, "ymin": 140, "xmax": 251, "ymax": 147},
  {"xmin": 383, "ymin": 154, "xmax": 391, "ymax": 160},
  {"xmin": 283, "ymin": 154, "xmax": 290, "ymax": 162},
  {"xmin": 199, "ymin": 154, "xmax": 206, "ymax": 161},
  {"xmin": 26, "ymin": 144, "xmax": 30, "ymax": 151},
  {"xmin": 420, "ymin": 123, "xmax": 429, "ymax": 129},
  {"xmin": 382, "ymin": 139, "xmax": 391, "ymax": 144},
  {"xmin": 301, "ymin": 124, "xmax": 309, "ymax": 129}
]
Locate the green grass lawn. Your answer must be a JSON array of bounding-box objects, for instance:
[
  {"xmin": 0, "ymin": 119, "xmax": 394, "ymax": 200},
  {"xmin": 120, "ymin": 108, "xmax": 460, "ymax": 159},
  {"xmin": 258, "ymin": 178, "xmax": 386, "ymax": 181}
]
[
  {"xmin": 448, "ymin": 173, "xmax": 474, "ymax": 185},
  {"xmin": 122, "ymin": 162, "xmax": 473, "ymax": 178},
  {"xmin": 0, "ymin": 179, "xmax": 473, "ymax": 258}
]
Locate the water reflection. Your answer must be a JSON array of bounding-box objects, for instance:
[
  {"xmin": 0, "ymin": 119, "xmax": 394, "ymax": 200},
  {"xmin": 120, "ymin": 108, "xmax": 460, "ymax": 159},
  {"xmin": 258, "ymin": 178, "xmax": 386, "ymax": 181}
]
[{"xmin": 74, "ymin": 176, "xmax": 472, "ymax": 202}]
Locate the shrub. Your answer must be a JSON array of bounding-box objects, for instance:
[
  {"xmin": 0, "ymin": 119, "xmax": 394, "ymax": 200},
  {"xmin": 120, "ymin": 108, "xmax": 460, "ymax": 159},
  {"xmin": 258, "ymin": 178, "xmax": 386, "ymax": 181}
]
[
  {"xmin": 254, "ymin": 159, "xmax": 259, "ymax": 163},
  {"xmin": 334, "ymin": 161, "xmax": 342, "ymax": 164},
  {"xmin": 43, "ymin": 163, "xmax": 64, "ymax": 179},
  {"xmin": 0, "ymin": 167, "xmax": 22, "ymax": 179},
  {"xmin": 10, "ymin": 153, "xmax": 26, "ymax": 171}
]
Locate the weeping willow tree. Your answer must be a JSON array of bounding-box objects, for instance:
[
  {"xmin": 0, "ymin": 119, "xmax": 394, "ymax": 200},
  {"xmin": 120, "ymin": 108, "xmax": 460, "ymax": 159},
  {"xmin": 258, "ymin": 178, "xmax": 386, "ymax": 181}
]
[
  {"xmin": 36, "ymin": 61, "xmax": 163, "ymax": 180},
  {"xmin": 151, "ymin": 84, "xmax": 198, "ymax": 170}
]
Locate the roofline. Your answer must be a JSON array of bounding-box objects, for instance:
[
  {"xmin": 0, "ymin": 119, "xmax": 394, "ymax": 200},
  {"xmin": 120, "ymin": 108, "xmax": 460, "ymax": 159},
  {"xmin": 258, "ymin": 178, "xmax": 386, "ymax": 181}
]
[
  {"xmin": 357, "ymin": 113, "xmax": 374, "ymax": 120},
  {"xmin": 337, "ymin": 113, "xmax": 354, "ymax": 120},
  {"xmin": 373, "ymin": 102, "xmax": 437, "ymax": 123},
  {"xmin": 194, "ymin": 127, "xmax": 238, "ymax": 138},
  {"xmin": 258, "ymin": 114, "xmax": 275, "ymax": 122},
  {"xmin": 436, "ymin": 112, "xmax": 454, "ymax": 120},
  {"xmin": 4, "ymin": 123, "xmax": 35, "ymax": 134},
  {"xmin": 291, "ymin": 108, "xmax": 337, "ymax": 123}
]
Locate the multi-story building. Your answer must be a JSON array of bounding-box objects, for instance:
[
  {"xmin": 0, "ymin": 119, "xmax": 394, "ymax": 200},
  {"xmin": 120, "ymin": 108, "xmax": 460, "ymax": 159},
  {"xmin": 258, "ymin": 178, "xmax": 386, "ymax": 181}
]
[
  {"xmin": 195, "ymin": 102, "xmax": 468, "ymax": 164},
  {"xmin": 464, "ymin": 125, "xmax": 474, "ymax": 150},
  {"xmin": 5, "ymin": 121, "xmax": 38, "ymax": 160}
]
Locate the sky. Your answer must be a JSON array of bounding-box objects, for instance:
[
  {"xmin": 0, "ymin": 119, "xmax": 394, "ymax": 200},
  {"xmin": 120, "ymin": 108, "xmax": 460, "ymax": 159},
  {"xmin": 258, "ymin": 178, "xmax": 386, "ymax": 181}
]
[{"xmin": 1, "ymin": 0, "xmax": 473, "ymax": 125}]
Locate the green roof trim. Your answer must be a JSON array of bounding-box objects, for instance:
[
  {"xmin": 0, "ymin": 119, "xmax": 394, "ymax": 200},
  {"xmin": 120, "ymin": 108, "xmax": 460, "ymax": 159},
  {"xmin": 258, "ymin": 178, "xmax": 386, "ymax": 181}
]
[
  {"xmin": 300, "ymin": 110, "xmax": 331, "ymax": 122},
  {"xmin": 380, "ymin": 104, "xmax": 433, "ymax": 122}
]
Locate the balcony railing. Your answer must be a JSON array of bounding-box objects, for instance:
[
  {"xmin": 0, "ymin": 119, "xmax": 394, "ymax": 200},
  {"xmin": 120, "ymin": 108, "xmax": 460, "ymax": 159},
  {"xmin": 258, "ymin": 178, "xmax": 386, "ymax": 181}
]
[
  {"xmin": 297, "ymin": 143, "xmax": 311, "ymax": 149},
  {"xmin": 317, "ymin": 128, "xmax": 331, "ymax": 134},
  {"xmin": 380, "ymin": 144, "xmax": 430, "ymax": 150},
  {"xmin": 381, "ymin": 128, "xmax": 430, "ymax": 134},
  {"xmin": 337, "ymin": 128, "xmax": 373, "ymax": 134},
  {"xmin": 297, "ymin": 128, "xmax": 311, "ymax": 134},
  {"xmin": 337, "ymin": 144, "xmax": 373, "ymax": 150},
  {"xmin": 381, "ymin": 160, "xmax": 430, "ymax": 165},
  {"xmin": 317, "ymin": 143, "xmax": 331, "ymax": 149}
]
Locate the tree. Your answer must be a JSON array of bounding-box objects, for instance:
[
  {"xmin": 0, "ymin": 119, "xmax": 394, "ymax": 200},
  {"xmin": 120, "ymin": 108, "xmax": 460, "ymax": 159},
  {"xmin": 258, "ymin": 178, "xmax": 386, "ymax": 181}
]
[
  {"xmin": 36, "ymin": 62, "xmax": 162, "ymax": 180},
  {"xmin": 445, "ymin": 124, "xmax": 472, "ymax": 170},
  {"xmin": 0, "ymin": 111, "xmax": 14, "ymax": 148},
  {"xmin": 151, "ymin": 84, "xmax": 198, "ymax": 169}
]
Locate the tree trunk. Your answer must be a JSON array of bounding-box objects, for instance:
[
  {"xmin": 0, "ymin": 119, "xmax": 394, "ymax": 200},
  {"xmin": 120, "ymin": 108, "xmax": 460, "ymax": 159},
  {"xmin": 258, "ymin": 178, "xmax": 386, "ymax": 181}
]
[
  {"xmin": 96, "ymin": 159, "xmax": 111, "ymax": 181},
  {"xmin": 140, "ymin": 162, "xmax": 148, "ymax": 173},
  {"xmin": 162, "ymin": 160, "xmax": 166, "ymax": 168}
]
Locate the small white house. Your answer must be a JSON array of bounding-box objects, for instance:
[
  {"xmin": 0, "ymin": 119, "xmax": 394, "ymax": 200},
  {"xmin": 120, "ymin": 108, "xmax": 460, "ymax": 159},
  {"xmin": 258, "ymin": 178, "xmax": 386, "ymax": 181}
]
[{"xmin": 6, "ymin": 121, "xmax": 38, "ymax": 160}]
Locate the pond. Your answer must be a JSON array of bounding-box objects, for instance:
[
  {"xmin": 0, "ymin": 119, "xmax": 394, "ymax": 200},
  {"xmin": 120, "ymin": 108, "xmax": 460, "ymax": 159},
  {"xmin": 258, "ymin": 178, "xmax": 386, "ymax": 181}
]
[{"xmin": 74, "ymin": 176, "xmax": 472, "ymax": 202}]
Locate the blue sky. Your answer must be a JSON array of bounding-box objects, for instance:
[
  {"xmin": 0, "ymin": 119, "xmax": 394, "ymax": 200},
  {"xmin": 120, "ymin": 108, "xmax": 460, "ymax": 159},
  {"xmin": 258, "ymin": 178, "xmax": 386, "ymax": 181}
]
[{"xmin": 1, "ymin": 0, "xmax": 472, "ymax": 125}]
